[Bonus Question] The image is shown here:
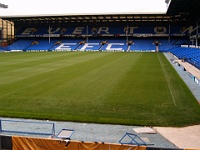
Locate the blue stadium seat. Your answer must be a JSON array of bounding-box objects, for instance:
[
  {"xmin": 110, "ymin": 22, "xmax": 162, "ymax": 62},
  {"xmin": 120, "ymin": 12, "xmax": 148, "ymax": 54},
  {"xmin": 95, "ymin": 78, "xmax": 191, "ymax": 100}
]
[
  {"xmin": 6, "ymin": 39, "xmax": 33, "ymax": 51},
  {"xmin": 26, "ymin": 39, "xmax": 56, "ymax": 50},
  {"xmin": 169, "ymin": 47, "xmax": 200, "ymax": 69},
  {"xmin": 129, "ymin": 39, "xmax": 155, "ymax": 51}
]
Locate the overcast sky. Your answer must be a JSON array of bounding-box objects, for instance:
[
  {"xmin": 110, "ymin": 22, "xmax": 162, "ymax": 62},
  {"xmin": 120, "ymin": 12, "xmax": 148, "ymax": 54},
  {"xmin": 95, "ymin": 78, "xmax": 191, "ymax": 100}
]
[{"xmin": 0, "ymin": 0, "xmax": 167, "ymax": 17}]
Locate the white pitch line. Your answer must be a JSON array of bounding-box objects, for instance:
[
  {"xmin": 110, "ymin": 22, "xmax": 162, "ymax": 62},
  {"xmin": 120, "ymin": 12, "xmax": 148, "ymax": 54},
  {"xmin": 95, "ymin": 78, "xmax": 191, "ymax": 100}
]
[
  {"xmin": 157, "ymin": 53, "xmax": 177, "ymax": 106},
  {"xmin": 0, "ymin": 78, "xmax": 50, "ymax": 98}
]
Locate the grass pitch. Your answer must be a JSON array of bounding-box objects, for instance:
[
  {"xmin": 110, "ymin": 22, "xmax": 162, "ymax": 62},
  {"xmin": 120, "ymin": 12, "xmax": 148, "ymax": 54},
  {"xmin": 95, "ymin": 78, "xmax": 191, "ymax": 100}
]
[{"xmin": 0, "ymin": 52, "xmax": 200, "ymax": 126}]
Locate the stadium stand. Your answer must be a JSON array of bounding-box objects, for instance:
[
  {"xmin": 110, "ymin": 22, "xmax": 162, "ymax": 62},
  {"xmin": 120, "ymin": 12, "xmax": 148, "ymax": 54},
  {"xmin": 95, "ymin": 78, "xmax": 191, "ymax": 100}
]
[
  {"xmin": 26, "ymin": 39, "xmax": 54, "ymax": 51},
  {"xmin": 0, "ymin": 0, "xmax": 199, "ymax": 67},
  {"xmin": 0, "ymin": 0, "xmax": 200, "ymax": 149},
  {"xmin": 3, "ymin": 25, "xmax": 195, "ymax": 52},
  {"xmin": 5, "ymin": 36, "xmax": 191, "ymax": 52},
  {"xmin": 129, "ymin": 38, "xmax": 156, "ymax": 52},
  {"xmin": 6, "ymin": 39, "xmax": 33, "ymax": 51},
  {"xmin": 169, "ymin": 47, "xmax": 200, "ymax": 69}
]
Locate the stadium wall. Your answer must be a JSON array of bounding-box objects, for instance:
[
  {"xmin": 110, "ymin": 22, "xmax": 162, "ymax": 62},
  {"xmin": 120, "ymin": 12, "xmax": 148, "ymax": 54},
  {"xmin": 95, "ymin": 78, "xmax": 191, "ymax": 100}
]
[{"xmin": 0, "ymin": 135, "xmax": 194, "ymax": 150}]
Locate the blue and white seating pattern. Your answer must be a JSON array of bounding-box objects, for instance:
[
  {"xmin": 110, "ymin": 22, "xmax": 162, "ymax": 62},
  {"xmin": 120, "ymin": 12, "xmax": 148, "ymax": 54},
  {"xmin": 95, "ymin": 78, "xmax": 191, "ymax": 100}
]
[{"xmin": 4, "ymin": 38, "xmax": 181, "ymax": 52}]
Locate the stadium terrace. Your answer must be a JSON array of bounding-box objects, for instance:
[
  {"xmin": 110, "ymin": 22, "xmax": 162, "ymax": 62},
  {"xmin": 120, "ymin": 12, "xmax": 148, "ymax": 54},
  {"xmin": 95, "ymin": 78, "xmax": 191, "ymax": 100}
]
[{"xmin": 0, "ymin": 0, "xmax": 200, "ymax": 149}]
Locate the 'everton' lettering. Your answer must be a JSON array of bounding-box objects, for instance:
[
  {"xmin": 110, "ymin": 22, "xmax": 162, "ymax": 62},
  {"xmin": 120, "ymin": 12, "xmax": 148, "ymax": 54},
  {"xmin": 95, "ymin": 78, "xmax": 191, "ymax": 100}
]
[
  {"xmin": 154, "ymin": 26, "xmax": 167, "ymax": 34},
  {"xmin": 181, "ymin": 26, "xmax": 194, "ymax": 34},
  {"xmin": 124, "ymin": 27, "xmax": 138, "ymax": 34},
  {"xmin": 73, "ymin": 27, "xmax": 84, "ymax": 34},
  {"xmin": 21, "ymin": 28, "xmax": 37, "ymax": 35},
  {"xmin": 48, "ymin": 27, "xmax": 60, "ymax": 34},
  {"xmin": 97, "ymin": 27, "xmax": 109, "ymax": 34},
  {"xmin": 19, "ymin": 26, "xmax": 194, "ymax": 37}
]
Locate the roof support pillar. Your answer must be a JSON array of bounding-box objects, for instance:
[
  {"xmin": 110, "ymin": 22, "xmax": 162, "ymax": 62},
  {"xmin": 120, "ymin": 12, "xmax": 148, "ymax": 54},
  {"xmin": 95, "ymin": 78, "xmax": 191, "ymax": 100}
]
[{"xmin": 196, "ymin": 21, "xmax": 199, "ymax": 47}]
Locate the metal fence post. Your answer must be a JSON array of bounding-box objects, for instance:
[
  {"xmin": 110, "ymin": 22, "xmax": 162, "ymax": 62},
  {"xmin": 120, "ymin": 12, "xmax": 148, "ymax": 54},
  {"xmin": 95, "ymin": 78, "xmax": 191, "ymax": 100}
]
[{"xmin": 0, "ymin": 119, "xmax": 2, "ymax": 132}]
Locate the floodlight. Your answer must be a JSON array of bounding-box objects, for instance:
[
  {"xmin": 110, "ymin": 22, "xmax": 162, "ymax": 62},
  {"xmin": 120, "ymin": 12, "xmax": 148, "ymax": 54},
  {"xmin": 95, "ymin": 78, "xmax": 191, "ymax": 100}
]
[{"xmin": 0, "ymin": 3, "xmax": 8, "ymax": 8}]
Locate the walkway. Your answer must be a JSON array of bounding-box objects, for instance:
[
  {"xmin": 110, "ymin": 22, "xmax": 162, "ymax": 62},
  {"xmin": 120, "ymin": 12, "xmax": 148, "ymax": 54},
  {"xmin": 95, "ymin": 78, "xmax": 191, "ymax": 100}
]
[{"xmin": 164, "ymin": 52, "xmax": 200, "ymax": 103}]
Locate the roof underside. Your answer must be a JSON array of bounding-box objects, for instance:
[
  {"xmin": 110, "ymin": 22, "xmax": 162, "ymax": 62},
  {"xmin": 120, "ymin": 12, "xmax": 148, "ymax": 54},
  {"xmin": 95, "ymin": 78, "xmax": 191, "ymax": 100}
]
[
  {"xmin": 2, "ymin": 14, "xmax": 174, "ymax": 26},
  {"xmin": 167, "ymin": 0, "xmax": 200, "ymax": 20},
  {"xmin": 1, "ymin": 0, "xmax": 200, "ymax": 26}
]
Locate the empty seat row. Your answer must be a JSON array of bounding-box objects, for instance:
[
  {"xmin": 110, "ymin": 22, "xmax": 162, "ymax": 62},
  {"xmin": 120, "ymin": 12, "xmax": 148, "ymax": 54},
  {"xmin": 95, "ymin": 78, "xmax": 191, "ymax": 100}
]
[
  {"xmin": 3, "ymin": 38, "xmax": 180, "ymax": 52},
  {"xmin": 169, "ymin": 47, "xmax": 200, "ymax": 69}
]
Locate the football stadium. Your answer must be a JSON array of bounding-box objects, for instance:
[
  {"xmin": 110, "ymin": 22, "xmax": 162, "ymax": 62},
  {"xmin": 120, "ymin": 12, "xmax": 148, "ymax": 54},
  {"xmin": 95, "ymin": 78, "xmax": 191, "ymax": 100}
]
[{"xmin": 0, "ymin": 0, "xmax": 200, "ymax": 149}]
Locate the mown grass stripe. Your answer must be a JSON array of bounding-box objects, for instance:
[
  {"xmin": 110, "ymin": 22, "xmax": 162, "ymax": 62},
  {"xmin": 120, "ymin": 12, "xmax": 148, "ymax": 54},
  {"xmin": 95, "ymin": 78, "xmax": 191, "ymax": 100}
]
[{"xmin": 0, "ymin": 52, "xmax": 199, "ymax": 126}]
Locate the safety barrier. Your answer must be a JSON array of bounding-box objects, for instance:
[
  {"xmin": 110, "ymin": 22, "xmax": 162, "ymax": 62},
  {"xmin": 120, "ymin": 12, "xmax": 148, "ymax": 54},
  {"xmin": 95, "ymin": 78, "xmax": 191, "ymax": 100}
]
[{"xmin": 0, "ymin": 119, "xmax": 55, "ymax": 137}]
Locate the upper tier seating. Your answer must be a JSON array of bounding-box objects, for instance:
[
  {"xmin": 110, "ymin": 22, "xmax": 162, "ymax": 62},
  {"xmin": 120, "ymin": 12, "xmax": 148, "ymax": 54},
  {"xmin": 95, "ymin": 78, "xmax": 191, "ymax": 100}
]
[{"xmin": 16, "ymin": 25, "xmax": 189, "ymax": 36}]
